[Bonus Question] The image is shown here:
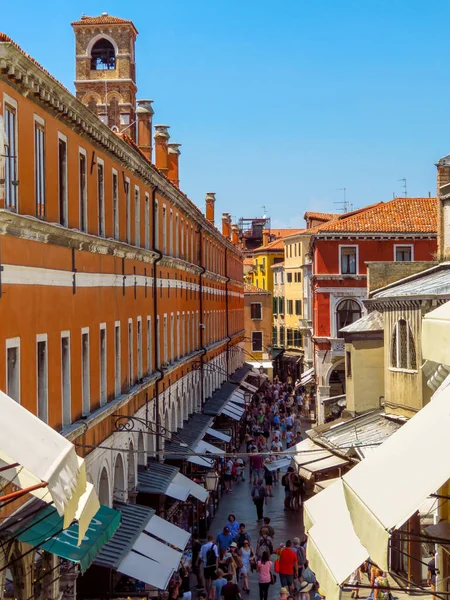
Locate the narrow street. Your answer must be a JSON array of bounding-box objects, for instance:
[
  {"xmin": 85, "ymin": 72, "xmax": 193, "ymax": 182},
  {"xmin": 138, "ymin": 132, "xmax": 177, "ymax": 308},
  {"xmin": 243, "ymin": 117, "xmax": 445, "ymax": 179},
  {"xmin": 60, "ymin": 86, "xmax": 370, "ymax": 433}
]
[{"xmin": 205, "ymin": 463, "xmax": 304, "ymax": 600}]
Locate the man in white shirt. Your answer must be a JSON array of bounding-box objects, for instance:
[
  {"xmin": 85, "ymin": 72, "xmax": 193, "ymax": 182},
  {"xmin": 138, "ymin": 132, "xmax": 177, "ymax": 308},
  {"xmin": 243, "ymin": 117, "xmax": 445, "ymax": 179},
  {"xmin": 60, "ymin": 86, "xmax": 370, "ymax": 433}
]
[{"xmin": 200, "ymin": 535, "xmax": 219, "ymax": 597}]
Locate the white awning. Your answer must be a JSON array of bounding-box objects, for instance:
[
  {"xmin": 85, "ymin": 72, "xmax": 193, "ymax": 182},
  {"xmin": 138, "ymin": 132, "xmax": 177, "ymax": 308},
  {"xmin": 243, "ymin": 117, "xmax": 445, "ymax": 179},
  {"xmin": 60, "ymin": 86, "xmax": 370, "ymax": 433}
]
[
  {"xmin": 206, "ymin": 428, "xmax": 231, "ymax": 443},
  {"xmin": 230, "ymin": 392, "xmax": 246, "ymax": 405},
  {"xmin": 172, "ymin": 472, "xmax": 208, "ymax": 503},
  {"xmin": 264, "ymin": 457, "xmax": 291, "ymax": 472},
  {"xmin": 133, "ymin": 531, "xmax": 183, "ymax": 570},
  {"xmin": 300, "ymin": 455, "xmax": 348, "ymax": 480},
  {"xmin": 304, "ymin": 480, "xmax": 368, "ymax": 600},
  {"xmin": 145, "ymin": 514, "xmax": 191, "ymax": 550},
  {"xmin": 0, "ymin": 390, "xmax": 83, "ymax": 517},
  {"xmin": 422, "ymin": 301, "xmax": 450, "ymax": 365},
  {"xmin": 118, "ymin": 551, "xmax": 174, "ymax": 590},
  {"xmin": 223, "ymin": 402, "xmax": 245, "ymax": 416},
  {"xmin": 291, "ymin": 438, "xmax": 348, "ymax": 480},
  {"xmin": 297, "ymin": 367, "xmax": 315, "ymax": 388},
  {"xmin": 342, "ymin": 377, "xmax": 450, "ymax": 571},
  {"xmin": 240, "ymin": 381, "xmax": 258, "ymax": 393},
  {"xmin": 221, "ymin": 407, "xmax": 241, "ymax": 420},
  {"xmin": 188, "ymin": 455, "xmax": 214, "ymax": 468},
  {"xmin": 166, "ymin": 481, "xmax": 190, "ymax": 501},
  {"xmin": 314, "ymin": 477, "xmax": 340, "ymax": 494},
  {"xmin": 196, "ymin": 440, "xmax": 226, "ymax": 455}
]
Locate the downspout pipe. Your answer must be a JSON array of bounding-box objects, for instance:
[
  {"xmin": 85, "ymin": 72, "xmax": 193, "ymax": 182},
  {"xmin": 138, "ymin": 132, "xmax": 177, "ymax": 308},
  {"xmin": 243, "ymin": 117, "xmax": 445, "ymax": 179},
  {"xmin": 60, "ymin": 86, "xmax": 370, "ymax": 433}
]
[
  {"xmin": 197, "ymin": 228, "xmax": 207, "ymax": 406},
  {"xmin": 152, "ymin": 187, "xmax": 164, "ymax": 455},
  {"xmin": 224, "ymin": 247, "xmax": 231, "ymax": 378}
]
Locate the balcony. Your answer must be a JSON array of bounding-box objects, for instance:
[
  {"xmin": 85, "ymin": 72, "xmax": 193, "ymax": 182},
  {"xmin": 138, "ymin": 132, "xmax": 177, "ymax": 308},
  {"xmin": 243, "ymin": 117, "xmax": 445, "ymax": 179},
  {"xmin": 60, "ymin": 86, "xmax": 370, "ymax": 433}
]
[{"xmin": 330, "ymin": 338, "xmax": 345, "ymax": 356}]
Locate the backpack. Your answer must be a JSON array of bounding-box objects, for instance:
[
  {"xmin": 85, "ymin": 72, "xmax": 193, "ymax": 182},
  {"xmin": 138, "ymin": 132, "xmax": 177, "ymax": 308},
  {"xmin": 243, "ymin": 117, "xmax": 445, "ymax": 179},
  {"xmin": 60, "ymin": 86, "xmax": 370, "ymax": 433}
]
[
  {"xmin": 206, "ymin": 544, "xmax": 217, "ymax": 567},
  {"xmin": 296, "ymin": 545, "xmax": 306, "ymax": 566},
  {"xmin": 281, "ymin": 474, "xmax": 287, "ymax": 487},
  {"xmin": 231, "ymin": 462, "xmax": 237, "ymax": 478}
]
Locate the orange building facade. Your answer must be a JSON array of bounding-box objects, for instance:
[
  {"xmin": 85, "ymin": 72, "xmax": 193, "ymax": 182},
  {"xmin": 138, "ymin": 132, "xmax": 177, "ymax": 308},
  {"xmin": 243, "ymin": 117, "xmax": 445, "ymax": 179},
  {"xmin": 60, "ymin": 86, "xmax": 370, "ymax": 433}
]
[{"xmin": 0, "ymin": 20, "xmax": 244, "ymax": 512}]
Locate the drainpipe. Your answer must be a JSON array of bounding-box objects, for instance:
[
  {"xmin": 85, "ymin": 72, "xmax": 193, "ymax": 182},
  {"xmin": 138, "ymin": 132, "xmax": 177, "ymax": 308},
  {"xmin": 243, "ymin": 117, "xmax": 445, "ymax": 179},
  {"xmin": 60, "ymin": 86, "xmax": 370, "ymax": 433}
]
[
  {"xmin": 152, "ymin": 187, "xmax": 164, "ymax": 455},
  {"xmin": 198, "ymin": 228, "xmax": 207, "ymax": 405},
  {"xmin": 224, "ymin": 247, "xmax": 231, "ymax": 377}
]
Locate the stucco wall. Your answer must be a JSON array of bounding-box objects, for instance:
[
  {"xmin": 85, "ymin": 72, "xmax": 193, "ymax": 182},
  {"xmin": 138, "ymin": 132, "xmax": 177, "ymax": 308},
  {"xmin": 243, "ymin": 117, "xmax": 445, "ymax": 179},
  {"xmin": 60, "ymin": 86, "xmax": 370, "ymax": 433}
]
[{"xmin": 345, "ymin": 339, "xmax": 384, "ymax": 414}]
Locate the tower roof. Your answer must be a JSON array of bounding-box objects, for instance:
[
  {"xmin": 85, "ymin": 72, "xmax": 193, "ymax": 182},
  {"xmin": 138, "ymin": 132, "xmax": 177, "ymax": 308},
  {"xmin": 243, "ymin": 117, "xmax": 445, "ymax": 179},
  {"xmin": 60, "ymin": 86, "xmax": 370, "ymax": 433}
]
[{"xmin": 71, "ymin": 13, "xmax": 138, "ymax": 34}]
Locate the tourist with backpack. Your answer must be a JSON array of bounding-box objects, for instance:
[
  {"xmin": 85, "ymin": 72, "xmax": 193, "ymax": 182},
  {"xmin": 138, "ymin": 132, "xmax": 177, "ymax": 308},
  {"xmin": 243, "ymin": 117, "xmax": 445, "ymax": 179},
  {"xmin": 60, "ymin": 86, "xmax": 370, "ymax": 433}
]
[{"xmin": 200, "ymin": 535, "xmax": 219, "ymax": 598}]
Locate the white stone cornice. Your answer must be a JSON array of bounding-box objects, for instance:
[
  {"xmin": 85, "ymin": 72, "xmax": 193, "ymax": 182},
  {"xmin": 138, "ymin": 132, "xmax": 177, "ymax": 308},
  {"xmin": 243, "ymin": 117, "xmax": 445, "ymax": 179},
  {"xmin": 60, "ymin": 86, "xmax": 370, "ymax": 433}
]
[
  {"xmin": 0, "ymin": 42, "xmax": 242, "ymax": 258},
  {"xmin": 313, "ymin": 274, "xmax": 367, "ymax": 281}
]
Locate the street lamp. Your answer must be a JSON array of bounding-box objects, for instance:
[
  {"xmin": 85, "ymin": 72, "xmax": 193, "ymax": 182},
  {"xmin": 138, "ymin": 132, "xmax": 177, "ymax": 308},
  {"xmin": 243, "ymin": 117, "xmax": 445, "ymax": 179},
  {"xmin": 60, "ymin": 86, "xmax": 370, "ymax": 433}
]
[{"xmin": 204, "ymin": 470, "xmax": 219, "ymax": 492}]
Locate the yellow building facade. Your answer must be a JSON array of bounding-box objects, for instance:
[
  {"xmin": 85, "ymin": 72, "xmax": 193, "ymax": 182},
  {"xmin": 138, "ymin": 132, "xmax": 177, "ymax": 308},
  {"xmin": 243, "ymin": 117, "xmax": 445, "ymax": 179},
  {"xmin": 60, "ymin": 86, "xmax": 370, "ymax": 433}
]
[{"xmin": 252, "ymin": 238, "xmax": 284, "ymax": 292}]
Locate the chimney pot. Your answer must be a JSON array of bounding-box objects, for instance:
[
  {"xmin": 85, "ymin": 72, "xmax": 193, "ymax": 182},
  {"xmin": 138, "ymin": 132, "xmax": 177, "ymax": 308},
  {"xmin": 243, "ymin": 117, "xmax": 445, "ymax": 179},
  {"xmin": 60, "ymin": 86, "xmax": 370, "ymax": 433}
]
[
  {"xmin": 262, "ymin": 231, "xmax": 270, "ymax": 247},
  {"xmin": 222, "ymin": 213, "xmax": 231, "ymax": 238},
  {"xmin": 205, "ymin": 193, "xmax": 216, "ymax": 225},
  {"xmin": 167, "ymin": 143, "xmax": 181, "ymax": 188},
  {"xmin": 154, "ymin": 125, "xmax": 170, "ymax": 174},
  {"xmin": 136, "ymin": 99, "xmax": 154, "ymax": 162},
  {"xmin": 231, "ymin": 223, "xmax": 239, "ymax": 245}
]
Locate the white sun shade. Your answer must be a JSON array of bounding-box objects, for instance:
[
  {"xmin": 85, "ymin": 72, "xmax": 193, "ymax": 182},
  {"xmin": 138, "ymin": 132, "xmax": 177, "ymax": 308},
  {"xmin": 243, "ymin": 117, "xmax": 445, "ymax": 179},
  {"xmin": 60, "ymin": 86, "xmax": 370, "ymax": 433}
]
[
  {"xmin": 144, "ymin": 514, "xmax": 190, "ymax": 550},
  {"xmin": 118, "ymin": 551, "xmax": 173, "ymax": 590}
]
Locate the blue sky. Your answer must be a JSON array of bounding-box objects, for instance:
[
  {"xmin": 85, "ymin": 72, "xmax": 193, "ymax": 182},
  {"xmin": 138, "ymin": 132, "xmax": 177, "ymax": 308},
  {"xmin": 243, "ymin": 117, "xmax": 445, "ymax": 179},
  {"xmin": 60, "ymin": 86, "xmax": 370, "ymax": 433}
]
[{"xmin": 2, "ymin": 1, "xmax": 449, "ymax": 227}]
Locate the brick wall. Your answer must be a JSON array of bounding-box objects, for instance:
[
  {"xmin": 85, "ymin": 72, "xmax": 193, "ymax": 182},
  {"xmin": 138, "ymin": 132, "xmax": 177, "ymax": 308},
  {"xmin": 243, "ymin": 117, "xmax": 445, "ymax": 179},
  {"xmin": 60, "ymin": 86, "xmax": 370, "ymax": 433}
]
[{"xmin": 366, "ymin": 261, "xmax": 437, "ymax": 294}]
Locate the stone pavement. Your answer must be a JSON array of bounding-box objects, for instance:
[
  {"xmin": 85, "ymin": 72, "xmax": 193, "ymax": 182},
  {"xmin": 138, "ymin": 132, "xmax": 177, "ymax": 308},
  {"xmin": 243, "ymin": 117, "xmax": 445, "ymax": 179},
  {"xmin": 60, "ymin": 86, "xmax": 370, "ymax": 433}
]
[{"xmin": 209, "ymin": 468, "xmax": 304, "ymax": 600}]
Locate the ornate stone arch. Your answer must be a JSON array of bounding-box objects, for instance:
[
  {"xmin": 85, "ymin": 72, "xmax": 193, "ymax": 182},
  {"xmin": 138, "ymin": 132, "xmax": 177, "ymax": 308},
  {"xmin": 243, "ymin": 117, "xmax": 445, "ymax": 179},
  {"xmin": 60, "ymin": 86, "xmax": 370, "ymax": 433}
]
[
  {"xmin": 128, "ymin": 440, "xmax": 136, "ymax": 492},
  {"xmin": 86, "ymin": 33, "xmax": 119, "ymax": 58},
  {"xmin": 113, "ymin": 453, "xmax": 126, "ymax": 503},
  {"xmin": 98, "ymin": 466, "xmax": 111, "ymax": 507}
]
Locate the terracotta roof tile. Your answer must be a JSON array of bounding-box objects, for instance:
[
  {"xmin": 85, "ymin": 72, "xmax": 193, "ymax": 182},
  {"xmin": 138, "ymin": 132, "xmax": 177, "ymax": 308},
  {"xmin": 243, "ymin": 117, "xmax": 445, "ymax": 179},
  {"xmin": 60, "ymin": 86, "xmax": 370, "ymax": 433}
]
[
  {"xmin": 304, "ymin": 211, "xmax": 338, "ymax": 221},
  {"xmin": 314, "ymin": 197, "xmax": 437, "ymax": 234},
  {"xmin": 253, "ymin": 238, "xmax": 286, "ymax": 253},
  {"xmin": 71, "ymin": 14, "xmax": 138, "ymax": 33},
  {"xmin": 263, "ymin": 228, "xmax": 303, "ymax": 238},
  {"xmin": 243, "ymin": 257, "xmax": 254, "ymax": 266},
  {"xmin": 244, "ymin": 283, "xmax": 270, "ymax": 294}
]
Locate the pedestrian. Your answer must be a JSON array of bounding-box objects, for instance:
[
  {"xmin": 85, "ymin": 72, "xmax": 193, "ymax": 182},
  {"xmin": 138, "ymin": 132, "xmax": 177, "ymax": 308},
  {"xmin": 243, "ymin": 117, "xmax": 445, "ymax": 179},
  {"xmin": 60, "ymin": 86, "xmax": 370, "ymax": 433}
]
[
  {"xmin": 276, "ymin": 587, "xmax": 289, "ymax": 600},
  {"xmin": 301, "ymin": 560, "xmax": 319, "ymax": 600},
  {"xmin": 282, "ymin": 467, "xmax": 294, "ymax": 510},
  {"xmin": 240, "ymin": 539, "xmax": 254, "ymax": 594},
  {"xmin": 275, "ymin": 540, "xmax": 298, "ymax": 595},
  {"xmin": 257, "ymin": 550, "xmax": 273, "ymax": 600},
  {"xmin": 235, "ymin": 457, "xmax": 245, "ymax": 482},
  {"xmin": 428, "ymin": 551, "xmax": 437, "ymax": 600},
  {"xmin": 373, "ymin": 569, "xmax": 390, "ymax": 600},
  {"xmin": 263, "ymin": 464, "xmax": 273, "ymax": 497},
  {"xmin": 226, "ymin": 514, "xmax": 240, "ymax": 538},
  {"xmin": 168, "ymin": 579, "xmax": 181, "ymax": 600},
  {"xmin": 212, "ymin": 569, "xmax": 227, "ymax": 600},
  {"xmin": 192, "ymin": 529, "xmax": 204, "ymax": 590},
  {"xmin": 259, "ymin": 518, "xmax": 275, "ymax": 539},
  {"xmin": 221, "ymin": 572, "xmax": 241, "ymax": 600},
  {"xmin": 217, "ymin": 526, "xmax": 233, "ymax": 551},
  {"xmin": 250, "ymin": 449, "xmax": 264, "ymax": 485},
  {"xmin": 235, "ymin": 523, "xmax": 251, "ymax": 548},
  {"xmin": 256, "ymin": 527, "xmax": 273, "ymax": 560},
  {"xmin": 292, "ymin": 537, "xmax": 306, "ymax": 581},
  {"xmin": 218, "ymin": 547, "xmax": 229, "ymax": 573},
  {"xmin": 349, "ymin": 566, "xmax": 361, "ymax": 599},
  {"xmin": 251, "ymin": 479, "xmax": 267, "ymax": 522},
  {"xmin": 200, "ymin": 534, "xmax": 219, "ymax": 598},
  {"xmin": 179, "ymin": 560, "xmax": 192, "ymax": 600},
  {"xmin": 224, "ymin": 457, "xmax": 234, "ymax": 493}
]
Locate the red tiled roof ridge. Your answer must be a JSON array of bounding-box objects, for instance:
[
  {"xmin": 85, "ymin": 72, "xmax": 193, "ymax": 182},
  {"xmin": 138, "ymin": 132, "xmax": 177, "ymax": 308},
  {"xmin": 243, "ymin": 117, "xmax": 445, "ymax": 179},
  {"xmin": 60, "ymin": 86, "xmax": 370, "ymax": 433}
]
[
  {"xmin": 244, "ymin": 283, "xmax": 270, "ymax": 294},
  {"xmin": 71, "ymin": 14, "xmax": 138, "ymax": 33},
  {"xmin": 314, "ymin": 197, "xmax": 438, "ymax": 234},
  {"xmin": 304, "ymin": 211, "xmax": 338, "ymax": 221}
]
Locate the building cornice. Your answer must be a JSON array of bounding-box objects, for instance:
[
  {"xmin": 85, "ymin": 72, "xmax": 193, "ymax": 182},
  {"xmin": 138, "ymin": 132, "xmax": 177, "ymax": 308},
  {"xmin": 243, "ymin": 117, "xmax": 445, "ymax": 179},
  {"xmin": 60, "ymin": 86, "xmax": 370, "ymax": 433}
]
[
  {"xmin": 313, "ymin": 274, "xmax": 367, "ymax": 281},
  {"xmin": 366, "ymin": 296, "xmax": 450, "ymax": 312},
  {"xmin": 315, "ymin": 232, "xmax": 436, "ymax": 240},
  {"xmin": 0, "ymin": 42, "xmax": 241, "ymax": 257}
]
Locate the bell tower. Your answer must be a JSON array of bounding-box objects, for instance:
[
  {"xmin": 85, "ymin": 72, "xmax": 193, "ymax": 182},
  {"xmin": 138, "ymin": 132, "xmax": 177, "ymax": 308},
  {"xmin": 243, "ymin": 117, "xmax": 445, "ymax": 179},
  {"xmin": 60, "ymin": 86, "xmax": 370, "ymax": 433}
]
[{"xmin": 71, "ymin": 13, "xmax": 138, "ymax": 139}]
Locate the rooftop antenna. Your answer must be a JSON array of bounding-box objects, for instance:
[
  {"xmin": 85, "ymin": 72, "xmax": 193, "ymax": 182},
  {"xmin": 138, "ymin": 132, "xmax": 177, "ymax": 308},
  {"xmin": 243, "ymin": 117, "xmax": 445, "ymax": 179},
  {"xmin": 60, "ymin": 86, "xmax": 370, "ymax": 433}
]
[
  {"xmin": 334, "ymin": 188, "xmax": 353, "ymax": 213},
  {"xmin": 398, "ymin": 178, "xmax": 407, "ymax": 197},
  {"xmin": 261, "ymin": 205, "xmax": 267, "ymax": 219}
]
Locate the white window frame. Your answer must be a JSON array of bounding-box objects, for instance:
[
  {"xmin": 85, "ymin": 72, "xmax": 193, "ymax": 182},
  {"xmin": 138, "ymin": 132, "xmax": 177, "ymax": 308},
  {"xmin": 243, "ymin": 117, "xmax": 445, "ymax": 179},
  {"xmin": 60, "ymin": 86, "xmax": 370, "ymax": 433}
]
[
  {"xmin": 97, "ymin": 157, "xmax": 105, "ymax": 237},
  {"xmin": 61, "ymin": 331, "xmax": 71, "ymax": 427},
  {"xmin": 125, "ymin": 177, "xmax": 131, "ymax": 244},
  {"xmin": 146, "ymin": 316, "xmax": 152, "ymax": 374},
  {"xmin": 128, "ymin": 318, "xmax": 134, "ymax": 387},
  {"xmin": 57, "ymin": 131, "xmax": 68, "ymax": 227},
  {"xmin": 6, "ymin": 337, "xmax": 20, "ymax": 404},
  {"xmin": 137, "ymin": 316, "xmax": 143, "ymax": 379},
  {"xmin": 36, "ymin": 333, "xmax": 48, "ymax": 423},
  {"xmin": 250, "ymin": 302, "xmax": 263, "ymax": 320},
  {"xmin": 156, "ymin": 315, "xmax": 161, "ymax": 368},
  {"xmin": 176, "ymin": 312, "xmax": 181, "ymax": 360},
  {"xmin": 99, "ymin": 323, "xmax": 107, "ymax": 406},
  {"xmin": 81, "ymin": 327, "xmax": 90, "ymax": 416},
  {"xmin": 182, "ymin": 312, "xmax": 186, "ymax": 356},
  {"xmin": 251, "ymin": 331, "xmax": 263, "ymax": 353},
  {"xmin": 34, "ymin": 114, "xmax": 46, "ymax": 219},
  {"xmin": 339, "ymin": 244, "xmax": 359, "ymax": 275},
  {"xmin": 134, "ymin": 185, "xmax": 140, "ymax": 247},
  {"xmin": 390, "ymin": 319, "xmax": 418, "ymax": 372},
  {"xmin": 114, "ymin": 321, "xmax": 121, "ymax": 397},
  {"xmin": 144, "ymin": 192, "xmax": 150, "ymax": 250},
  {"xmin": 154, "ymin": 200, "xmax": 159, "ymax": 250},
  {"xmin": 79, "ymin": 147, "xmax": 88, "ymax": 232},
  {"xmin": 3, "ymin": 93, "xmax": 19, "ymax": 211},
  {"xmin": 112, "ymin": 168, "xmax": 119, "ymax": 240},
  {"xmin": 394, "ymin": 244, "xmax": 414, "ymax": 262}
]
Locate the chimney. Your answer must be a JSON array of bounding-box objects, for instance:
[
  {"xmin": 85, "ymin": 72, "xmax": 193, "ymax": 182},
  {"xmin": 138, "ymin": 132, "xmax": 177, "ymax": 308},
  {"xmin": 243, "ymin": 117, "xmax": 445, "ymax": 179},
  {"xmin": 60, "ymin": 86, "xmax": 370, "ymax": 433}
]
[
  {"xmin": 167, "ymin": 143, "xmax": 181, "ymax": 188},
  {"xmin": 154, "ymin": 125, "xmax": 170, "ymax": 175},
  {"xmin": 231, "ymin": 223, "xmax": 239, "ymax": 245},
  {"xmin": 262, "ymin": 231, "xmax": 270, "ymax": 247},
  {"xmin": 205, "ymin": 193, "xmax": 216, "ymax": 225},
  {"xmin": 222, "ymin": 213, "xmax": 231, "ymax": 238},
  {"xmin": 136, "ymin": 100, "xmax": 154, "ymax": 162}
]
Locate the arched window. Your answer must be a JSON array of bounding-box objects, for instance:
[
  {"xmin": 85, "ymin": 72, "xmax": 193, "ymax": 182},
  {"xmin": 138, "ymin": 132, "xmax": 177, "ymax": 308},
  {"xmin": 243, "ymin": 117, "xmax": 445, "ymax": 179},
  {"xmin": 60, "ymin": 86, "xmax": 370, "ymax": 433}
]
[
  {"xmin": 336, "ymin": 299, "xmax": 361, "ymax": 337},
  {"xmin": 391, "ymin": 319, "xmax": 417, "ymax": 370},
  {"xmin": 91, "ymin": 38, "xmax": 116, "ymax": 70}
]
